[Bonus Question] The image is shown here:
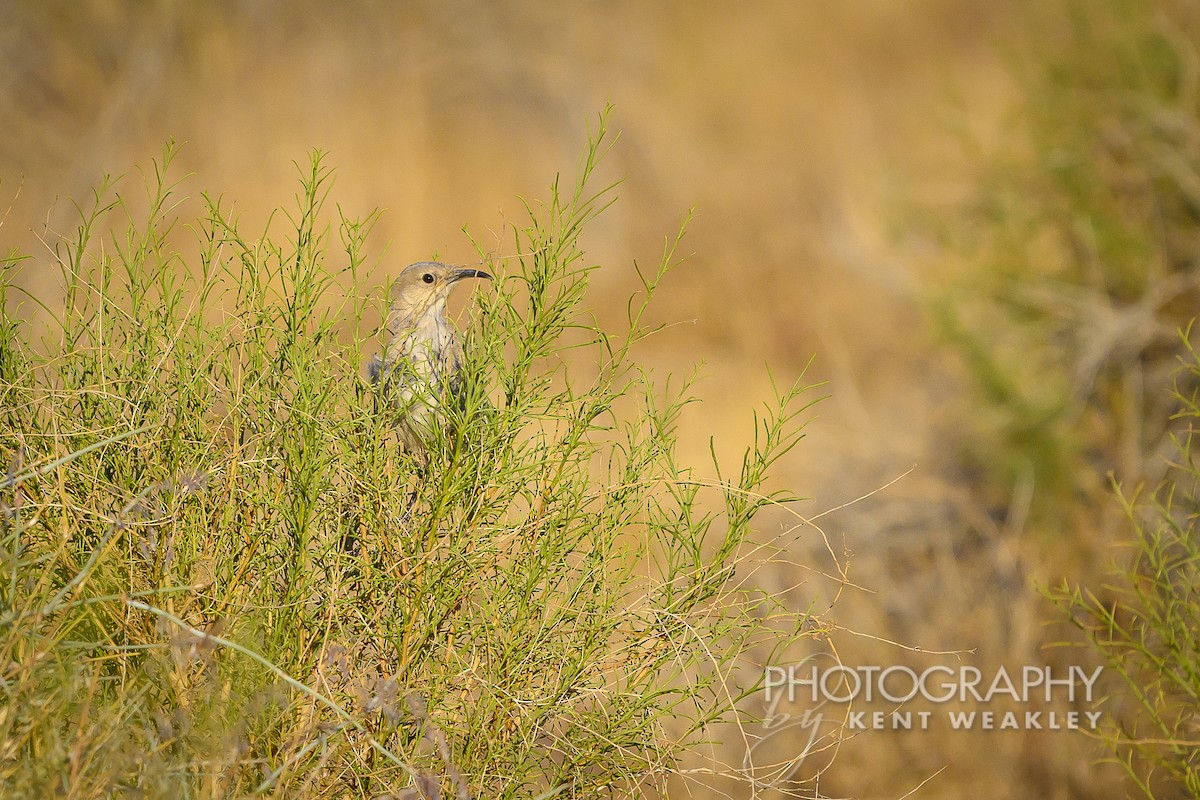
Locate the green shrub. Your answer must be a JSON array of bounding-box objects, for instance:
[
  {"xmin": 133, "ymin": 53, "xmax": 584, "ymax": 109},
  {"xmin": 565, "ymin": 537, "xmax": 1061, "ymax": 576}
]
[
  {"xmin": 0, "ymin": 117, "xmax": 817, "ymax": 798},
  {"xmin": 930, "ymin": 1, "xmax": 1200, "ymax": 795},
  {"xmin": 1058, "ymin": 334, "xmax": 1200, "ymax": 798}
]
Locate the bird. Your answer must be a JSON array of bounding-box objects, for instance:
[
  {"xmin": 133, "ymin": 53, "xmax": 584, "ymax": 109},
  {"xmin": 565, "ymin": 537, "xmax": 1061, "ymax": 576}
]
[{"xmin": 369, "ymin": 261, "xmax": 492, "ymax": 459}]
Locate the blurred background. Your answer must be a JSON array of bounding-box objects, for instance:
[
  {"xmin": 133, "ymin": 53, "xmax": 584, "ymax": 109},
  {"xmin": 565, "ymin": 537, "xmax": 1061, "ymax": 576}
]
[{"xmin": 4, "ymin": 1, "xmax": 1199, "ymax": 797}]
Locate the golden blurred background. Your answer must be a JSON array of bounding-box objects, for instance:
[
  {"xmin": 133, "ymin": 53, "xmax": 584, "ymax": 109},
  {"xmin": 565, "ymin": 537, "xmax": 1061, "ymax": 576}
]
[{"xmin": 1, "ymin": 1, "xmax": 1141, "ymax": 797}]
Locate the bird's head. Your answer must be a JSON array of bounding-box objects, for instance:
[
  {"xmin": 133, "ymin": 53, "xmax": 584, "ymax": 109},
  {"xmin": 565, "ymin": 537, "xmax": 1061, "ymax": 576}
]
[{"xmin": 385, "ymin": 261, "xmax": 492, "ymax": 329}]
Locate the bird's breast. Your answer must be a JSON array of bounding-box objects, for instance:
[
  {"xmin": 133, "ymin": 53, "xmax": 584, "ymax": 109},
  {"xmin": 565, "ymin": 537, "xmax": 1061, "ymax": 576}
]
[{"xmin": 385, "ymin": 312, "xmax": 463, "ymax": 393}]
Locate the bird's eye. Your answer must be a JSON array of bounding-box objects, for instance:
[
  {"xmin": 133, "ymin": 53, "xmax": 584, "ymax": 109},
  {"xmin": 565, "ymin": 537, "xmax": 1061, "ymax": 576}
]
[{"xmin": 422, "ymin": 273, "xmax": 434, "ymax": 284}]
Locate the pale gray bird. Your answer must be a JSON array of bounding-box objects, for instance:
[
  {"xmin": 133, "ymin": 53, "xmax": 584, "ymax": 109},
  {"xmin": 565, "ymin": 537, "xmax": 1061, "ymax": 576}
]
[{"xmin": 369, "ymin": 261, "xmax": 492, "ymax": 457}]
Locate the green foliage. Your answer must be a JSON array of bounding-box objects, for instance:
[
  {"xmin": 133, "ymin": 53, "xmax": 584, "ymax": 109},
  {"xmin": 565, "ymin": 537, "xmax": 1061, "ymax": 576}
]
[
  {"xmin": 931, "ymin": 2, "xmax": 1200, "ymax": 795},
  {"xmin": 0, "ymin": 116, "xmax": 816, "ymax": 798},
  {"xmin": 932, "ymin": 0, "xmax": 1200, "ymax": 529},
  {"xmin": 1057, "ymin": 335, "xmax": 1200, "ymax": 798}
]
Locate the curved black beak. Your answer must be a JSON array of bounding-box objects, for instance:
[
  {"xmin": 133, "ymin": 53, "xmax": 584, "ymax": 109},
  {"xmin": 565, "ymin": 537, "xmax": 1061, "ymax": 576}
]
[{"xmin": 452, "ymin": 267, "xmax": 492, "ymax": 282}]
